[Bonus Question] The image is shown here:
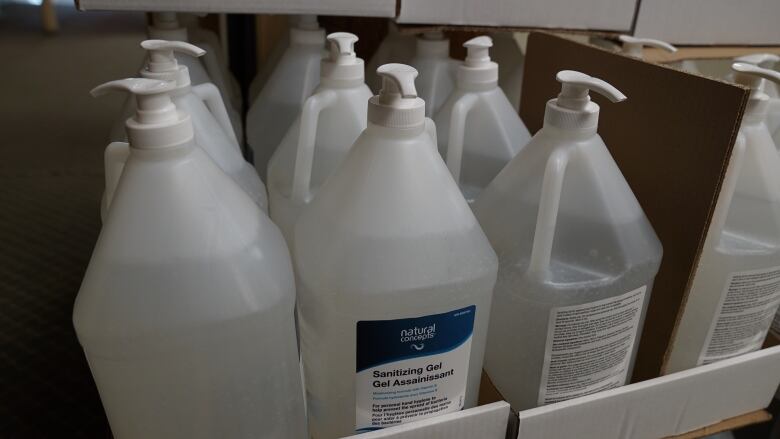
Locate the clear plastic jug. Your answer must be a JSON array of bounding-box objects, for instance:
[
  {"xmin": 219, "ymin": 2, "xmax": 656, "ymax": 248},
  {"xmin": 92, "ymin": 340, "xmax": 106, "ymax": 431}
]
[{"xmin": 409, "ymin": 31, "xmax": 458, "ymax": 117}]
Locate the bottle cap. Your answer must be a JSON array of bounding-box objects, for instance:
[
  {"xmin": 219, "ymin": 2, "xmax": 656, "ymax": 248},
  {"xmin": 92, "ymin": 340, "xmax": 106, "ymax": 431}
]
[
  {"xmin": 91, "ymin": 78, "xmax": 193, "ymax": 149},
  {"xmin": 458, "ymin": 35, "xmax": 498, "ymax": 87},
  {"xmin": 618, "ymin": 35, "xmax": 677, "ymax": 59},
  {"xmin": 544, "ymin": 70, "xmax": 626, "ymax": 130},
  {"xmin": 368, "ymin": 64, "xmax": 425, "ymax": 129},
  {"xmin": 321, "ymin": 32, "xmax": 363, "ymax": 84}
]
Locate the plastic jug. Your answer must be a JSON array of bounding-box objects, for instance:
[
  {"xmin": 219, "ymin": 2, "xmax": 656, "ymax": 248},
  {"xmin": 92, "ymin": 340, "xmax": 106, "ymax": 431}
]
[
  {"xmin": 474, "ymin": 71, "xmax": 662, "ymax": 410},
  {"xmin": 179, "ymin": 13, "xmax": 242, "ymax": 102},
  {"xmin": 267, "ymin": 32, "xmax": 373, "ymax": 244},
  {"xmin": 434, "ymin": 36, "xmax": 531, "ymax": 203},
  {"xmin": 409, "ymin": 31, "xmax": 458, "ymax": 117},
  {"xmin": 735, "ymin": 54, "xmax": 780, "ymax": 140},
  {"xmin": 74, "ymin": 78, "xmax": 307, "ymax": 439},
  {"xmin": 104, "ymin": 40, "xmax": 267, "ymax": 218},
  {"xmin": 147, "ymin": 12, "xmax": 242, "ymax": 141},
  {"xmin": 492, "ymin": 32, "xmax": 525, "ymax": 111},
  {"xmin": 294, "ymin": 64, "xmax": 497, "ymax": 438},
  {"xmin": 365, "ymin": 22, "xmax": 416, "ymax": 93},
  {"xmin": 246, "ymin": 15, "xmax": 325, "ymax": 180},
  {"xmin": 664, "ymin": 63, "xmax": 780, "ymax": 373}
]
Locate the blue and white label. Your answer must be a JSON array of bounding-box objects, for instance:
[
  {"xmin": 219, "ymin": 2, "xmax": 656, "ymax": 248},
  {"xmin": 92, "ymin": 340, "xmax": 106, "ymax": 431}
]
[{"xmin": 355, "ymin": 306, "xmax": 475, "ymax": 433}]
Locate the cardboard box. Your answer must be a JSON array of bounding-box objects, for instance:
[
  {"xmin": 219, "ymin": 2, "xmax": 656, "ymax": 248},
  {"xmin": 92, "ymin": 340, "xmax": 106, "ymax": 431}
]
[
  {"xmin": 395, "ymin": 0, "xmax": 637, "ymax": 32},
  {"xmin": 75, "ymin": 0, "xmax": 396, "ymax": 17},
  {"xmin": 633, "ymin": 0, "xmax": 780, "ymax": 46}
]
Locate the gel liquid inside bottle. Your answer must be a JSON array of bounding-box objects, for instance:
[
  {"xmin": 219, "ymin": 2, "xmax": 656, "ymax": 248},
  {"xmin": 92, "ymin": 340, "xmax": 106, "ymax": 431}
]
[
  {"xmin": 267, "ymin": 32, "xmax": 373, "ymax": 244},
  {"xmin": 294, "ymin": 64, "xmax": 497, "ymax": 438},
  {"xmin": 105, "ymin": 40, "xmax": 267, "ymax": 217},
  {"xmin": 665, "ymin": 63, "xmax": 780, "ymax": 373},
  {"xmin": 474, "ymin": 71, "xmax": 662, "ymax": 410},
  {"xmin": 434, "ymin": 36, "xmax": 531, "ymax": 203},
  {"xmin": 246, "ymin": 15, "xmax": 325, "ymax": 180},
  {"xmin": 409, "ymin": 31, "xmax": 458, "ymax": 117},
  {"xmin": 74, "ymin": 78, "xmax": 306, "ymax": 439}
]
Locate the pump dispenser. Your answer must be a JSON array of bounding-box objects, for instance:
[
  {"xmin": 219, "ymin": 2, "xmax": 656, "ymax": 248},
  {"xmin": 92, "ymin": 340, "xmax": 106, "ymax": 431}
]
[
  {"xmin": 105, "ymin": 40, "xmax": 267, "ymax": 218},
  {"xmin": 294, "ymin": 63, "xmax": 497, "ymax": 438},
  {"xmin": 435, "ymin": 36, "xmax": 531, "ymax": 203},
  {"xmin": 146, "ymin": 12, "xmax": 242, "ymax": 141},
  {"xmin": 474, "ymin": 70, "xmax": 662, "ymax": 410},
  {"xmin": 247, "ymin": 15, "xmax": 325, "ymax": 180},
  {"xmin": 665, "ymin": 63, "xmax": 780, "ymax": 373},
  {"xmin": 409, "ymin": 31, "xmax": 458, "ymax": 117},
  {"xmin": 735, "ymin": 53, "xmax": 780, "ymax": 140},
  {"xmin": 365, "ymin": 22, "xmax": 416, "ymax": 92},
  {"xmin": 618, "ymin": 35, "xmax": 677, "ymax": 59},
  {"xmin": 75, "ymin": 78, "xmax": 307, "ymax": 439},
  {"xmin": 267, "ymin": 32, "xmax": 372, "ymax": 244}
]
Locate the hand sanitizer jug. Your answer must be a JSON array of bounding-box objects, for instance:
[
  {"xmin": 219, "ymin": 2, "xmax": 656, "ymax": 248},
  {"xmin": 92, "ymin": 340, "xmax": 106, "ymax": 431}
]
[
  {"xmin": 294, "ymin": 64, "xmax": 497, "ymax": 438},
  {"xmin": 409, "ymin": 31, "xmax": 458, "ymax": 117},
  {"xmin": 617, "ymin": 35, "xmax": 677, "ymax": 59},
  {"xmin": 104, "ymin": 40, "xmax": 267, "ymax": 219},
  {"xmin": 434, "ymin": 36, "xmax": 531, "ymax": 203},
  {"xmin": 247, "ymin": 15, "xmax": 325, "ymax": 180},
  {"xmin": 492, "ymin": 32, "xmax": 525, "ymax": 111},
  {"xmin": 664, "ymin": 63, "xmax": 780, "ymax": 373},
  {"xmin": 147, "ymin": 12, "xmax": 242, "ymax": 141},
  {"xmin": 474, "ymin": 71, "xmax": 662, "ymax": 410},
  {"xmin": 267, "ymin": 32, "xmax": 373, "ymax": 244},
  {"xmin": 74, "ymin": 78, "xmax": 307, "ymax": 439}
]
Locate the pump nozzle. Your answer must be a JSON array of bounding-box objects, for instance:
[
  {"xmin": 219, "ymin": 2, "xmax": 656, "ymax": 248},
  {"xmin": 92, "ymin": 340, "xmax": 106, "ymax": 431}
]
[
  {"xmin": 732, "ymin": 62, "xmax": 780, "ymax": 94},
  {"xmin": 555, "ymin": 70, "xmax": 626, "ymax": 111},
  {"xmin": 618, "ymin": 35, "xmax": 677, "ymax": 59},
  {"xmin": 378, "ymin": 63, "xmax": 418, "ymax": 99},
  {"xmin": 369, "ymin": 64, "xmax": 425, "ymax": 128},
  {"xmin": 464, "ymin": 36, "xmax": 492, "ymax": 67},
  {"xmin": 141, "ymin": 40, "xmax": 205, "ymax": 75},
  {"xmin": 734, "ymin": 53, "xmax": 780, "ymax": 69},
  {"xmin": 327, "ymin": 32, "xmax": 358, "ymax": 64}
]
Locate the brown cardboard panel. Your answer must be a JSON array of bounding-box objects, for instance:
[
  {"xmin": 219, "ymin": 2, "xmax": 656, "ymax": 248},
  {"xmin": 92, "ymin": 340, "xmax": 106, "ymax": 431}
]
[
  {"xmin": 664, "ymin": 410, "xmax": 772, "ymax": 439},
  {"xmin": 519, "ymin": 32, "xmax": 749, "ymax": 381}
]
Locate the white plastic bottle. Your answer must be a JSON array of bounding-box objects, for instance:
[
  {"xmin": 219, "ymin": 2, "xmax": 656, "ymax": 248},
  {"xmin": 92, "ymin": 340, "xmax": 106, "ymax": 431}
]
[
  {"xmin": 409, "ymin": 31, "xmax": 458, "ymax": 117},
  {"xmin": 474, "ymin": 71, "xmax": 662, "ymax": 410},
  {"xmin": 365, "ymin": 22, "xmax": 416, "ymax": 93},
  {"xmin": 74, "ymin": 78, "xmax": 307, "ymax": 439},
  {"xmin": 664, "ymin": 63, "xmax": 780, "ymax": 373},
  {"xmin": 617, "ymin": 35, "xmax": 677, "ymax": 60},
  {"xmin": 294, "ymin": 64, "xmax": 497, "ymax": 438},
  {"xmin": 267, "ymin": 32, "xmax": 373, "ymax": 244},
  {"xmin": 147, "ymin": 12, "xmax": 242, "ymax": 141},
  {"xmin": 104, "ymin": 40, "xmax": 267, "ymax": 218},
  {"xmin": 492, "ymin": 32, "xmax": 525, "ymax": 111},
  {"xmin": 247, "ymin": 15, "xmax": 325, "ymax": 180},
  {"xmin": 434, "ymin": 36, "xmax": 531, "ymax": 203}
]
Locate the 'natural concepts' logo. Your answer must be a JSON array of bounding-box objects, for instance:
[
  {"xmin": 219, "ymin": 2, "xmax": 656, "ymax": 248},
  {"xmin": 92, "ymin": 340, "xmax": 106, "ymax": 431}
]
[{"xmin": 400, "ymin": 324, "xmax": 436, "ymax": 351}]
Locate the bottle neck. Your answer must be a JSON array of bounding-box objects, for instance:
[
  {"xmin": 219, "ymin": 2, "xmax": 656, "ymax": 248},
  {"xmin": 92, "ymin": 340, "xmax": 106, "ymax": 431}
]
[
  {"xmin": 543, "ymin": 100, "xmax": 599, "ymax": 137},
  {"xmin": 131, "ymin": 137, "xmax": 196, "ymax": 160},
  {"xmin": 457, "ymin": 63, "xmax": 499, "ymax": 91},
  {"xmin": 126, "ymin": 111, "xmax": 194, "ymax": 150},
  {"xmin": 367, "ymin": 121, "xmax": 426, "ymax": 138}
]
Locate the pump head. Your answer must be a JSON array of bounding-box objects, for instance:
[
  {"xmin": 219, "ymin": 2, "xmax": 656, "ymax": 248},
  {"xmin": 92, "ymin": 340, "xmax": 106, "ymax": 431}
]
[
  {"xmin": 140, "ymin": 39, "xmax": 205, "ymax": 86},
  {"xmin": 732, "ymin": 62, "xmax": 780, "ymax": 98},
  {"xmin": 618, "ymin": 35, "xmax": 677, "ymax": 59},
  {"xmin": 91, "ymin": 78, "xmax": 193, "ymax": 148},
  {"xmin": 457, "ymin": 35, "xmax": 498, "ymax": 87},
  {"xmin": 368, "ymin": 64, "xmax": 425, "ymax": 128},
  {"xmin": 734, "ymin": 53, "xmax": 780, "ymax": 69},
  {"xmin": 320, "ymin": 32, "xmax": 363, "ymax": 83},
  {"xmin": 544, "ymin": 70, "xmax": 626, "ymax": 131}
]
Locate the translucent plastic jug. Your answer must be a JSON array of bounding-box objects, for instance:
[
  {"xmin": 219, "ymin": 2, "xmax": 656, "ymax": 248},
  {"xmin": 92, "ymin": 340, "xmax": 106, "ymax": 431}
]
[
  {"xmin": 434, "ymin": 36, "xmax": 531, "ymax": 203},
  {"xmin": 409, "ymin": 31, "xmax": 458, "ymax": 117},
  {"xmin": 74, "ymin": 78, "xmax": 307, "ymax": 439},
  {"xmin": 492, "ymin": 32, "xmax": 525, "ymax": 111},
  {"xmin": 474, "ymin": 71, "xmax": 662, "ymax": 410},
  {"xmin": 267, "ymin": 32, "xmax": 373, "ymax": 244},
  {"xmin": 104, "ymin": 40, "xmax": 267, "ymax": 218},
  {"xmin": 147, "ymin": 12, "xmax": 242, "ymax": 141},
  {"xmin": 294, "ymin": 64, "xmax": 497, "ymax": 438},
  {"xmin": 247, "ymin": 15, "xmax": 325, "ymax": 180},
  {"xmin": 664, "ymin": 63, "xmax": 780, "ymax": 373}
]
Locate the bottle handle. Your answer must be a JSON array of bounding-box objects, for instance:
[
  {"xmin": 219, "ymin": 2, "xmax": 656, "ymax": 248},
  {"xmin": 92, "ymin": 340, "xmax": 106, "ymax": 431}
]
[
  {"xmin": 192, "ymin": 82, "xmax": 239, "ymax": 145},
  {"xmin": 527, "ymin": 149, "xmax": 570, "ymax": 279},
  {"xmin": 445, "ymin": 93, "xmax": 479, "ymax": 184},
  {"xmin": 104, "ymin": 141, "xmax": 130, "ymax": 212},
  {"xmin": 707, "ymin": 134, "xmax": 747, "ymax": 247},
  {"xmin": 291, "ymin": 89, "xmax": 339, "ymax": 204}
]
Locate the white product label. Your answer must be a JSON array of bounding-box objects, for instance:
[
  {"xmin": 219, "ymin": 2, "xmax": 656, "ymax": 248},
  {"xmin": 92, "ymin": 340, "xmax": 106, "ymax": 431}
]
[
  {"xmin": 699, "ymin": 266, "xmax": 780, "ymax": 365},
  {"xmin": 538, "ymin": 286, "xmax": 646, "ymax": 406},
  {"xmin": 355, "ymin": 306, "xmax": 475, "ymax": 433}
]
